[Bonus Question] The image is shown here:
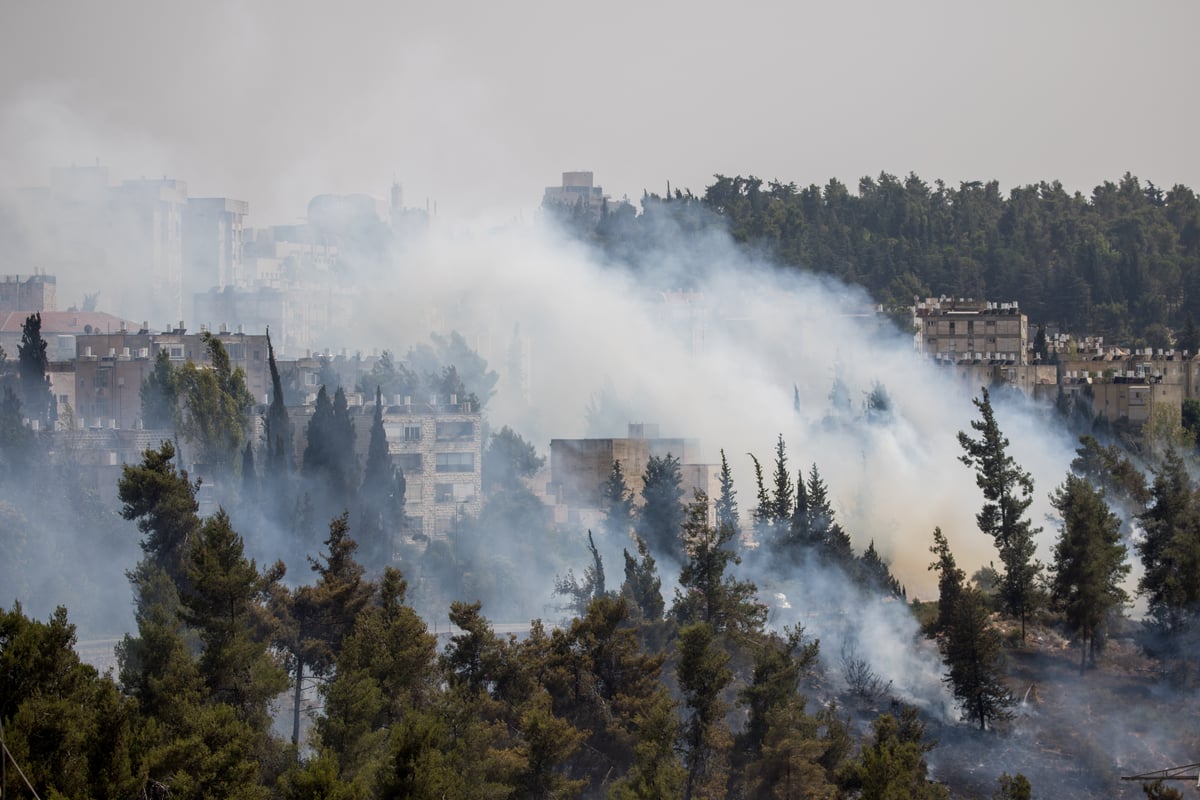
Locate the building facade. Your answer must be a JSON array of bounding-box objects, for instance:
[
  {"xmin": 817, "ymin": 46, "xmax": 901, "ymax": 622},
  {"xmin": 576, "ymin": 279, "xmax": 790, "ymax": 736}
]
[{"xmin": 916, "ymin": 298, "xmax": 1029, "ymax": 365}]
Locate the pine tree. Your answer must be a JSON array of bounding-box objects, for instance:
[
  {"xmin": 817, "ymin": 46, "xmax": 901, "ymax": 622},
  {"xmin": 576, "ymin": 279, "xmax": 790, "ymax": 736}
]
[
  {"xmin": 738, "ymin": 625, "xmax": 820, "ymax": 758},
  {"xmin": 600, "ymin": 459, "xmax": 635, "ymax": 538},
  {"xmin": 928, "ymin": 527, "xmax": 965, "ymax": 638},
  {"xmin": 181, "ymin": 510, "xmax": 289, "ymax": 732},
  {"xmin": 118, "ymin": 440, "xmax": 203, "ymax": 590},
  {"xmin": 174, "ymin": 334, "xmax": 255, "ymax": 474},
  {"xmin": 1050, "ymin": 473, "xmax": 1131, "ymax": 673},
  {"xmin": 276, "ymin": 512, "xmax": 374, "ymax": 747},
  {"xmin": 858, "ymin": 540, "xmax": 904, "ymax": 598},
  {"xmin": 846, "ymin": 706, "xmax": 948, "ymax": 799},
  {"xmin": 715, "ymin": 449, "xmax": 740, "ymax": 538},
  {"xmin": 535, "ymin": 595, "xmax": 671, "ymax": 794},
  {"xmin": 622, "ymin": 535, "xmax": 665, "ymax": 623},
  {"xmin": 749, "ymin": 453, "xmax": 772, "ymax": 543},
  {"xmin": 634, "ymin": 453, "xmax": 685, "ymax": 561},
  {"xmin": 958, "ymin": 387, "xmax": 1043, "ymax": 642},
  {"xmin": 673, "ymin": 491, "xmax": 765, "ymax": 636},
  {"xmin": 941, "ymin": 587, "xmax": 1013, "ymax": 730},
  {"xmin": 0, "ymin": 604, "xmax": 141, "ymax": 800},
  {"xmin": 806, "ymin": 464, "xmax": 855, "ymax": 569},
  {"xmin": 677, "ymin": 622, "xmax": 733, "ymax": 800},
  {"xmin": 317, "ymin": 567, "xmax": 437, "ymax": 779},
  {"xmin": 1135, "ymin": 450, "xmax": 1200, "ymax": 672},
  {"xmin": 770, "ymin": 434, "xmax": 794, "ymax": 526}
]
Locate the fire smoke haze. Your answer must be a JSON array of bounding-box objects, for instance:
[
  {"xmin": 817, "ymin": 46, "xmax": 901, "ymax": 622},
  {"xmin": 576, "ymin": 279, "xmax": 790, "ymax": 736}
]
[
  {"xmin": 0, "ymin": 1, "xmax": 1197, "ymax": 225},
  {"xmin": 0, "ymin": 1, "xmax": 1182, "ymax": 595}
]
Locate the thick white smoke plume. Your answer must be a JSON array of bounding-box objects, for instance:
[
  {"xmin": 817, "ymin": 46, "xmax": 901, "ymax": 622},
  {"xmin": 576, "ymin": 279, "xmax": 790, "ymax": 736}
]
[{"xmin": 353, "ymin": 216, "xmax": 1077, "ymax": 598}]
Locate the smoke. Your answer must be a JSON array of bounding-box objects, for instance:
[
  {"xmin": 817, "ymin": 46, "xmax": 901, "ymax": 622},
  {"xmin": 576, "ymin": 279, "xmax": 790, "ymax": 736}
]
[{"xmin": 341, "ymin": 215, "xmax": 1075, "ymax": 598}]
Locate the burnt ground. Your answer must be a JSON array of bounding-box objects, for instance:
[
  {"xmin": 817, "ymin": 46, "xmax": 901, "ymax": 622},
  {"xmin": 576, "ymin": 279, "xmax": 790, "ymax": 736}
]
[{"xmin": 926, "ymin": 622, "xmax": 1200, "ymax": 799}]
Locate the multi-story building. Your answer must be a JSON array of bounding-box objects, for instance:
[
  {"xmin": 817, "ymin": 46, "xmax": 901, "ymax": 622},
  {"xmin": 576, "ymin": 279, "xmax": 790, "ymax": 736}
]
[
  {"xmin": 916, "ymin": 298, "xmax": 1029, "ymax": 365},
  {"xmin": 0, "ymin": 274, "xmax": 56, "ymax": 314},
  {"xmin": 542, "ymin": 171, "xmax": 630, "ymax": 223},
  {"xmin": 287, "ymin": 395, "xmax": 483, "ymax": 546},
  {"xmin": 184, "ymin": 197, "xmax": 248, "ymax": 300},
  {"xmin": 112, "ymin": 178, "xmax": 188, "ymax": 322},
  {"xmin": 547, "ymin": 423, "xmax": 716, "ymax": 527},
  {"xmin": 73, "ymin": 326, "xmax": 272, "ymax": 429}
]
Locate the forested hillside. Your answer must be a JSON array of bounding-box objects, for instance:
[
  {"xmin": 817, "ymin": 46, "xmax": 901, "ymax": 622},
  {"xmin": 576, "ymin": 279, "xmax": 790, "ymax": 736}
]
[{"xmin": 582, "ymin": 173, "xmax": 1200, "ymax": 345}]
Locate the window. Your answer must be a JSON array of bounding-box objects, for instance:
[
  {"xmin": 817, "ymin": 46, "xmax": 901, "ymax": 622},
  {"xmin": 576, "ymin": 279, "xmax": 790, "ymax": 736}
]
[
  {"xmin": 304, "ymin": 372, "xmax": 318, "ymax": 386},
  {"xmin": 395, "ymin": 453, "xmax": 422, "ymax": 474},
  {"xmin": 404, "ymin": 424, "xmax": 421, "ymax": 442},
  {"xmin": 225, "ymin": 343, "xmax": 245, "ymax": 360},
  {"xmin": 168, "ymin": 345, "xmax": 184, "ymax": 359},
  {"xmin": 436, "ymin": 420, "xmax": 474, "ymax": 441},
  {"xmin": 436, "ymin": 452, "xmax": 474, "ymax": 472},
  {"xmin": 436, "ymin": 483, "xmax": 475, "ymax": 503}
]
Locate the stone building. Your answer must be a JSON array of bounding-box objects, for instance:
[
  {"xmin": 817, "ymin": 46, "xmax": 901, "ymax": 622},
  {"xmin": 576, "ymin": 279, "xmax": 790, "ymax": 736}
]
[
  {"xmin": 916, "ymin": 298, "xmax": 1029, "ymax": 365},
  {"xmin": 548, "ymin": 424, "xmax": 717, "ymax": 526}
]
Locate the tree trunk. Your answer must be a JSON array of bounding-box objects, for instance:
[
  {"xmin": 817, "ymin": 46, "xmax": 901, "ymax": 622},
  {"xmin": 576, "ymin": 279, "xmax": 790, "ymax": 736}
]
[{"xmin": 292, "ymin": 658, "xmax": 304, "ymax": 750}]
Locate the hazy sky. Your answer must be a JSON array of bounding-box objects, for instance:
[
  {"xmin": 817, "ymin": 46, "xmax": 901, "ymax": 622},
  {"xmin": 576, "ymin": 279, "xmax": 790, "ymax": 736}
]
[{"xmin": 1, "ymin": 0, "xmax": 1196, "ymax": 225}]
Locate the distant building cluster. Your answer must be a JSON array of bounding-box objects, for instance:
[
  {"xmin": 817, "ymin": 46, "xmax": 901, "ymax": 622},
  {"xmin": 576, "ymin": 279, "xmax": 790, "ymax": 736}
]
[
  {"xmin": 11, "ymin": 165, "xmax": 429, "ymax": 357},
  {"xmin": 542, "ymin": 171, "xmax": 631, "ymax": 222},
  {"xmin": 912, "ymin": 295, "xmax": 1200, "ymax": 427}
]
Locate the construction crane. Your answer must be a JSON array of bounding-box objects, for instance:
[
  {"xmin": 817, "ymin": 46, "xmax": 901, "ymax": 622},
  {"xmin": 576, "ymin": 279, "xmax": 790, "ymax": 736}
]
[{"xmin": 1121, "ymin": 762, "xmax": 1200, "ymax": 790}]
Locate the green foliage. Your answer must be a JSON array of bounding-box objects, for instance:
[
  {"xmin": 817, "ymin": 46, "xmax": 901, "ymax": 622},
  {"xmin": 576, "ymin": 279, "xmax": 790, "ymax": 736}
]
[
  {"xmin": 600, "ymin": 459, "xmax": 635, "ymax": 537},
  {"xmin": 141, "ymin": 348, "xmax": 178, "ymax": 429},
  {"xmin": 553, "ymin": 529, "xmax": 607, "ymax": 620},
  {"xmin": 958, "ymin": 387, "xmax": 1043, "ymax": 641},
  {"xmin": 634, "ymin": 453, "xmax": 685, "ymax": 561},
  {"xmin": 800, "ymin": 463, "xmax": 855, "ymax": 569},
  {"xmin": 1071, "ymin": 434, "xmax": 1151, "ymax": 512},
  {"xmin": 928, "ymin": 527, "xmax": 965, "ymax": 638},
  {"xmin": 359, "ymin": 387, "xmax": 399, "ymax": 568},
  {"xmin": 738, "ymin": 625, "xmax": 819, "ymax": 758},
  {"xmin": 533, "ymin": 596, "xmax": 667, "ymax": 795},
  {"xmin": 181, "ymin": 510, "xmax": 289, "ymax": 732},
  {"xmin": 994, "ymin": 772, "xmax": 1033, "ymax": 799},
  {"xmin": 622, "ymin": 535, "xmax": 665, "ymax": 623},
  {"xmin": 677, "ymin": 622, "xmax": 733, "ymax": 800},
  {"xmin": 176, "ymin": 333, "xmax": 255, "ymax": 473},
  {"xmin": 302, "ymin": 385, "xmax": 358, "ymax": 525},
  {"xmin": 16, "ymin": 312, "xmax": 52, "ymax": 427},
  {"xmin": 941, "ymin": 587, "xmax": 1014, "ymax": 730},
  {"xmin": 1049, "ymin": 473, "xmax": 1131, "ymax": 673},
  {"xmin": 0, "ymin": 603, "xmax": 141, "ymax": 800},
  {"xmin": 263, "ymin": 328, "xmax": 294, "ymax": 474},
  {"xmin": 118, "ymin": 440, "xmax": 202, "ymax": 588},
  {"xmin": 317, "ymin": 566, "xmax": 437, "ymax": 786},
  {"xmin": 844, "ymin": 706, "xmax": 948, "ymax": 799},
  {"xmin": 482, "ymin": 424, "xmax": 544, "ymax": 494},
  {"xmin": 673, "ymin": 491, "xmax": 765, "ymax": 637},
  {"xmin": 1135, "ymin": 450, "xmax": 1200, "ymax": 669},
  {"xmin": 770, "ymin": 433, "xmax": 794, "ymax": 524},
  {"xmin": 715, "ymin": 449, "xmax": 740, "ymax": 538},
  {"xmin": 0, "ymin": 385, "xmax": 32, "ymax": 481}
]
